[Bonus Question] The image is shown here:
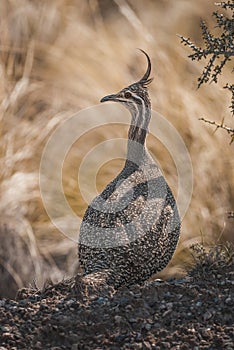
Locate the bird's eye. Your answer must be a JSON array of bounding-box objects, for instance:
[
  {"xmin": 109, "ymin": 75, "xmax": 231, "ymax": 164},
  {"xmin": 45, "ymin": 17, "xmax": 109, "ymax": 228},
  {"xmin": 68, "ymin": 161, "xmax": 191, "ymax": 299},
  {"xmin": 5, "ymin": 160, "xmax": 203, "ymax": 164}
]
[{"xmin": 124, "ymin": 91, "xmax": 132, "ymax": 99}]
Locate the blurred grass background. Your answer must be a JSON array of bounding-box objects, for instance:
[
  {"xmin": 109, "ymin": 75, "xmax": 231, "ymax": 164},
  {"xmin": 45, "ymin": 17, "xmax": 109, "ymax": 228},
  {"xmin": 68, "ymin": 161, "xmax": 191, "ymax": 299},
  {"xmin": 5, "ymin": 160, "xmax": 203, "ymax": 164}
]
[{"xmin": 0, "ymin": 0, "xmax": 233, "ymax": 298}]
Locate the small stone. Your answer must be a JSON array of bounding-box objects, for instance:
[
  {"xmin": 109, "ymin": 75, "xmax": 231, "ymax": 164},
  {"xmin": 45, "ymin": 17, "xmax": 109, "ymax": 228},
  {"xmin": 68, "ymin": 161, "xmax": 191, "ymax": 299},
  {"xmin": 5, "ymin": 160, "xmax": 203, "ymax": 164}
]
[
  {"xmin": 203, "ymin": 311, "xmax": 212, "ymax": 321},
  {"xmin": 153, "ymin": 322, "xmax": 160, "ymax": 328},
  {"xmin": 125, "ymin": 304, "xmax": 133, "ymax": 311},
  {"xmin": 114, "ymin": 315, "xmax": 123, "ymax": 324},
  {"xmin": 166, "ymin": 302, "xmax": 173, "ymax": 309},
  {"xmin": 145, "ymin": 323, "xmax": 151, "ymax": 330},
  {"xmin": 162, "ymin": 309, "xmax": 172, "ymax": 317},
  {"xmin": 142, "ymin": 341, "xmax": 151, "ymax": 349},
  {"xmin": 71, "ymin": 345, "xmax": 78, "ymax": 350},
  {"xmin": 115, "ymin": 334, "xmax": 127, "ymax": 342},
  {"xmin": 135, "ymin": 332, "xmax": 142, "ymax": 341},
  {"xmin": 225, "ymin": 297, "xmax": 232, "ymax": 305}
]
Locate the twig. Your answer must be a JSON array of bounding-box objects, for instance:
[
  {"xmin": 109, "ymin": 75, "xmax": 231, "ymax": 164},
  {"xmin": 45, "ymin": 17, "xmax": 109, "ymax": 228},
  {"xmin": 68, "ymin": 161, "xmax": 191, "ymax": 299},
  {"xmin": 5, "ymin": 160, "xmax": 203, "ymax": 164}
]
[{"xmin": 199, "ymin": 117, "xmax": 234, "ymax": 143}]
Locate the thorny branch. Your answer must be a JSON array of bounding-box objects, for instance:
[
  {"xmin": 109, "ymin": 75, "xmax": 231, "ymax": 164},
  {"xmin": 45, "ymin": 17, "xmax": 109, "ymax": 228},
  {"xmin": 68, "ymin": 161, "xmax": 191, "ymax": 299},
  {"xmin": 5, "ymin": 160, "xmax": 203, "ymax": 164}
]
[
  {"xmin": 180, "ymin": 1, "xmax": 234, "ymax": 142},
  {"xmin": 199, "ymin": 117, "xmax": 234, "ymax": 143}
]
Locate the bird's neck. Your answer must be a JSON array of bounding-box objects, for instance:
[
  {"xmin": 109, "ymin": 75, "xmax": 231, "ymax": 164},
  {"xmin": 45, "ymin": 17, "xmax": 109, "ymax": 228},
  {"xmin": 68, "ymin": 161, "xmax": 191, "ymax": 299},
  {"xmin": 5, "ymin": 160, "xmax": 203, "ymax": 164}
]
[{"xmin": 126, "ymin": 105, "xmax": 151, "ymax": 165}]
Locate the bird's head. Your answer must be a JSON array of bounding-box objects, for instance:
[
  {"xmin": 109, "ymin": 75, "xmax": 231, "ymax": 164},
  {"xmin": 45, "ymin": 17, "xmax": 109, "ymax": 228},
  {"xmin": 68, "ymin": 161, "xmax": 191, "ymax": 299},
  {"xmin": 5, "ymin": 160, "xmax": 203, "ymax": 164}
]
[{"xmin": 100, "ymin": 50, "xmax": 153, "ymax": 113}]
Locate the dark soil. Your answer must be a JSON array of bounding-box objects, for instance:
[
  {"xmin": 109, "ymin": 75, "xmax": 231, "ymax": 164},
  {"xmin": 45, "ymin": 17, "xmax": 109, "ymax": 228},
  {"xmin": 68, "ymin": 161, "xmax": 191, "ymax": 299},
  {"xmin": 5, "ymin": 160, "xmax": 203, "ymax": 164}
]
[{"xmin": 0, "ymin": 254, "xmax": 233, "ymax": 350}]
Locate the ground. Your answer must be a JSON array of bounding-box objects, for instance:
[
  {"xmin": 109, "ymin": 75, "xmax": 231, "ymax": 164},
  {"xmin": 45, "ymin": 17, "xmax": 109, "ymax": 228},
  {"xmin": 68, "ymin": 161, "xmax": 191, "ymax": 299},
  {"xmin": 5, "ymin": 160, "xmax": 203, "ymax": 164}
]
[{"xmin": 0, "ymin": 248, "xmax": 233, "ymax": 350}]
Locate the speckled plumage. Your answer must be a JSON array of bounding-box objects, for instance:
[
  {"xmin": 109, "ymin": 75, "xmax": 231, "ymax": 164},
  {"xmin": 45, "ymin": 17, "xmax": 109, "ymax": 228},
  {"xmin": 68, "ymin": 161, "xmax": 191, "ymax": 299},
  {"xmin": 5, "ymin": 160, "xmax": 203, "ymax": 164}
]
[{"xmin": 78, "ymin": 51, "xmax": 180, "ymax": 288}]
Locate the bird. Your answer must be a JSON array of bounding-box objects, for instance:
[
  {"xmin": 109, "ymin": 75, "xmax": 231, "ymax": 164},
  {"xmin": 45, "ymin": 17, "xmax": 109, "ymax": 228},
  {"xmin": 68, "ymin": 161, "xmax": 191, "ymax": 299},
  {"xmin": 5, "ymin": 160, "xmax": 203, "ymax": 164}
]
[{"xmin": 78, "ymin": 50, "xmax": 181, "ymax": 288}]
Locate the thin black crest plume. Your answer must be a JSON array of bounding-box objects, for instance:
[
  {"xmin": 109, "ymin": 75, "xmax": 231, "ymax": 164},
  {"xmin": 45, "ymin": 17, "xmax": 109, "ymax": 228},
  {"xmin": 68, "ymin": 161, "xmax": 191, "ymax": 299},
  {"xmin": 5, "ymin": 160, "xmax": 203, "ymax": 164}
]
[{"xmin": 137, "ymin": 49, "xmax": 153, "ymax": 87}]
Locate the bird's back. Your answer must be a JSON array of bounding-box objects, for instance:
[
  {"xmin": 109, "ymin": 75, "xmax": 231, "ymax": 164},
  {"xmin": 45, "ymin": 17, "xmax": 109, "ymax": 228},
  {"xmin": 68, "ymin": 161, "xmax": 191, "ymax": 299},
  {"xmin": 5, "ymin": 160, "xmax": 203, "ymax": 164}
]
[{"xmin": 79, "ymin": 151, "xmax": 180, "ymax": 287}]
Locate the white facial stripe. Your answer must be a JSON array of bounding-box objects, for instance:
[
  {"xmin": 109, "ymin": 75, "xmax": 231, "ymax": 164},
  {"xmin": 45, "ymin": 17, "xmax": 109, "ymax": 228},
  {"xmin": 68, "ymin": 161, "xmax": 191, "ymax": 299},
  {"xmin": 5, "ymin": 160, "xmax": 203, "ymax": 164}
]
[
  {"xmin": 131, "ymin": 93, "xmax": 146, "ymax": 131},
  {"xmin": 119, "ymin": 91, "xmax": 150, "ymax": 133}
]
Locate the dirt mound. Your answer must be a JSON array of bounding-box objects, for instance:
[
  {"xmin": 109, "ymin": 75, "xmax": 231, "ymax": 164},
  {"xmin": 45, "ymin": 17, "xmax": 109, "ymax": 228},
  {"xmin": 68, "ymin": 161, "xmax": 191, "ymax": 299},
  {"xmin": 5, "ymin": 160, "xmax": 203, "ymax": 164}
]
[{"xmin": 0, "ymin": 256, "xmax": 233, "ymax": 350}]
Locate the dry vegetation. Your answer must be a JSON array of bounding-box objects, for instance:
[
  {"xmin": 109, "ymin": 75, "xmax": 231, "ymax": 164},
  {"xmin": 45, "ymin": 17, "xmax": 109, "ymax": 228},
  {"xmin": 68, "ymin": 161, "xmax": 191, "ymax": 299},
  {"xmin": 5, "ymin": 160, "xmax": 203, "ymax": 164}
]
[{"xmin": 0, "ymin": 0, "xmax": 233, "ymax": 298}]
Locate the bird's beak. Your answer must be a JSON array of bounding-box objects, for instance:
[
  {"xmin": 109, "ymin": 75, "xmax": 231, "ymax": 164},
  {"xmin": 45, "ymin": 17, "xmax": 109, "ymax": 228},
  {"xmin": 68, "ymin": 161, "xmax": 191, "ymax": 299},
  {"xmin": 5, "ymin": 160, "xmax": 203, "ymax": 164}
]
[{"xmin": 100, "ymin": 93, "xmax": 119, "ymax": 103}]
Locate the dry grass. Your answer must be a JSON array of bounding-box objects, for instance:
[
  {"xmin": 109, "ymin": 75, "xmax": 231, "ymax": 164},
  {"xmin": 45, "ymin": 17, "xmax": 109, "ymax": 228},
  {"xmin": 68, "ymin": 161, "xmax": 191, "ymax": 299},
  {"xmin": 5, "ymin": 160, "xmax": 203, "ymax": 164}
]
[{"xmin": 0, "ymin": 0, "xmax": 233, "ymax": 295}]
